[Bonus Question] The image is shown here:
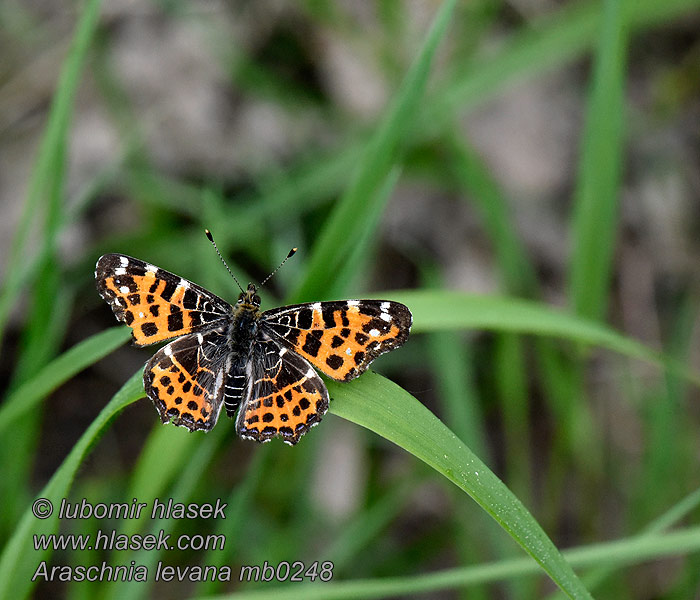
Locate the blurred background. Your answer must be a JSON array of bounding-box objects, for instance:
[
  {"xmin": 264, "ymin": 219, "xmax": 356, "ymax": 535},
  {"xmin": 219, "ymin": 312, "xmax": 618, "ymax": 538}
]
[{"xmin": 1, "ymin": 0, "xmax": 700, "ymax": 598}]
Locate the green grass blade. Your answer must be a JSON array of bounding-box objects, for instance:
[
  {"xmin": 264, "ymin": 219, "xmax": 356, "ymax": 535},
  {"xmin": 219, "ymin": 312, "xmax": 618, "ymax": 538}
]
[
  {"xmin": 385, "ymin": 290, "xmax": 699, "ymax": 384},
  {"xmin": 494, "ymin": 333, "xmax": 532, "ymax": 504},
  {"xmin": 426, "ymin": 0, "xmax": 697, "ymax": 132},
  {"xmin": 0, "ymin": 0, "xmax": 103, "ymax": 343},
  {"xmin": 638, "ymin": 294, "xmax": 697, "ymax": 519},
  {"xmin": 322, "ymin": 167, "xmax": 402, "ymax": 300},
  {"xmin": 328, "ymin": 372, "xmax": 592, "ymax": 599},
  {"xmin": 107, "ymin": 424, "xmax": 232, "ymax": 600},
  {"xmin": 445, "ymin": 135, "xmax": 537, "ymax": 296},
  {"xmin": 568, "ymin": 0, "xmax": 629, "ymax": 320},
  {"xmin": 119, "ymin": 425, "xmax": 200, "ymax": 538},
  {"xmin": 288, "ymin": 0, "xmax": 457, "ymax": 302},
  {"xmin": 643, "ymin": 487, "xmax": 700, "ymax": 536},
  {"xmin": 0, "ymin": 370, "xmax": 142, "ymax": 600},
  {"xmin": 0, "ymin": 327, "xmax": 131, "ymax": 434}
]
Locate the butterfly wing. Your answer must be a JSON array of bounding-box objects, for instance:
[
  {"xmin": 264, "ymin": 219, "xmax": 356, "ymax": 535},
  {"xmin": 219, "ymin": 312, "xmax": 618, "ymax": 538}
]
[
  {"xmin": 144, "ymin": 327, "xmax": 230, "ymax": 432},
  {"xmin": 236, "ymin": 336, "xmax": 329, "ymax": 445},
  {"xmin": 96, "ymin": 253, "xmax": 231, "ymax": 346},
  {"xmin": 260, "ymin": 300, "xmax": 412, "ymax": 382}
]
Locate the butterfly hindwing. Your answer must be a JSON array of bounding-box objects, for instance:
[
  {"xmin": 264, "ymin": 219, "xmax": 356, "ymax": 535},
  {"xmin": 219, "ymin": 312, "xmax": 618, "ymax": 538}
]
[
  {"xmin": 236, "ymin": 336, "xmax": 329, "ymax": 445},
  {"xmin": 96, "ymin": 253, "xmax": 230, "ymax": 346},
  {"xmin": 144, "ymin": 328, "xmax": 229, "ymax": 431},
  {"xmin": 260, "ymin": 300, "xmax": 412, "ymax": 381}
]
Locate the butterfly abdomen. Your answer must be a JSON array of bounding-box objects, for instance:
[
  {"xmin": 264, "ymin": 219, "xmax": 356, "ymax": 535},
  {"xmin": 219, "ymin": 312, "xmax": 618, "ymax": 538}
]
[{"xmin": 222, "ymin": 356, "xmax": 247, "ymax": 417}]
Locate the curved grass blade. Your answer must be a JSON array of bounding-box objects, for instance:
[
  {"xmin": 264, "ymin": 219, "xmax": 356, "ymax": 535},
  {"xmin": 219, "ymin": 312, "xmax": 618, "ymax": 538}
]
[
  {"xmin": 0, "ymin": 327, "xmax": 131, "ymax": 434},
  {"xmin": 0, "ymin": 370, "xmax": 143, "ymax": 600},
  {"xmin": 384, "ymin": 290, "xmax": 700, "ymax": 385},
  {"xmin": 199, "ymin": 525, "xmax": 700, "ymax": 599}
]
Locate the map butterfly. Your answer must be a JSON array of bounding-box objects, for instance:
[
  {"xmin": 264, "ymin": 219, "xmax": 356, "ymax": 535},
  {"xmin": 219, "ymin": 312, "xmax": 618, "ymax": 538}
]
[{"xmin": 95, "ymin": 238, "xmax": 412, "ymax": 445}]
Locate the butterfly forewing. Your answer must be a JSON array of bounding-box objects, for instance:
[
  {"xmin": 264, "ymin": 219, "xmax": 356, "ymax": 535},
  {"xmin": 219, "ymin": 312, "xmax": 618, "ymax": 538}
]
[
  {"xmin": 260, "ymin": 300, "xmax": 412, "ymax": 381},
  {"xmin": 96, "ymin": 254, "xmax": 231, "ymax": 346}
]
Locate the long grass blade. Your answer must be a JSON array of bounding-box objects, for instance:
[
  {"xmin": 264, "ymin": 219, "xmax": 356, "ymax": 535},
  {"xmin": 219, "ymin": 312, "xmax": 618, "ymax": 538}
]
[
  {"xmin": 0, "ymin": 327, "xmax": 130, "ymax": 434},
  {"xmin": 0, "ymin": 371, "xmax": 142, "ymax": 600},
  {"xmin": 289, "ymin": 0, "xmax": 458, "ymax": 302},
  {"xmin": 197, "ymin": 525, "xmax": 700, "ymax": 599},
  {"xmin": 328, "ymin": 372, "xmax": 592, "ymax": 599},
  {"xmin": 568, "ymin": 0, "xmax": 629, "ymax": 320}
]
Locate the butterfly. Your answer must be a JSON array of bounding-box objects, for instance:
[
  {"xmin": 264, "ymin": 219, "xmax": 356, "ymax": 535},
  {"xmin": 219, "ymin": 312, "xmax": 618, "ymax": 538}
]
[{"xmin": 95, "ymin": 244, "xmax": 412, "ymax": 445}]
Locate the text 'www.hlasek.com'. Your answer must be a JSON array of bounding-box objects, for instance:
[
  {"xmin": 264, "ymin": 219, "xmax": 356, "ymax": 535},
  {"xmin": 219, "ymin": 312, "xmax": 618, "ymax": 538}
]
[{"xmin": 30, "ymin": 497, "xmax": 334, "ymax": 583}]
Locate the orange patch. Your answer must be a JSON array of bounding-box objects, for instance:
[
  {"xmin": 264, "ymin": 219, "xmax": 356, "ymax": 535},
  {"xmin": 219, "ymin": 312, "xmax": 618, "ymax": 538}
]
[
  {"xmin": 103, "ymin": 273, "xmax": 195, "ymax": 345},
  {"xmin": 292, "ymin": 305, "xmax": 404, "ymax": 381},
  {"xmin": 240, "ymin": 371, "xmax": 327, "ymax": 445}
]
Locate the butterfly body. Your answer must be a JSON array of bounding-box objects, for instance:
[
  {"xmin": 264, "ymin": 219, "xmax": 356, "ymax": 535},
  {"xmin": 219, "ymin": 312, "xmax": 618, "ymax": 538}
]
[{"xmin": 96, "ymin": 253, "xmax": 411, "ymax": 445}]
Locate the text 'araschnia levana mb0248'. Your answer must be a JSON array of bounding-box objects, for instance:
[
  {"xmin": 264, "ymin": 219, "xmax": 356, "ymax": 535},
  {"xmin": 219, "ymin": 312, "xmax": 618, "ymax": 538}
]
[{"xmin": 95, "ymin": 232, "xmax": 412, "ymax": 445}]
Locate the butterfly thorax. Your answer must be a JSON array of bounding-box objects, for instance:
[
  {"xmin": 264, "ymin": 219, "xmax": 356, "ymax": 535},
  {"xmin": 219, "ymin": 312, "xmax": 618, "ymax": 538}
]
[{"xmin": 227, "ymin": 284, "xmax": 262, "ymax": 354}]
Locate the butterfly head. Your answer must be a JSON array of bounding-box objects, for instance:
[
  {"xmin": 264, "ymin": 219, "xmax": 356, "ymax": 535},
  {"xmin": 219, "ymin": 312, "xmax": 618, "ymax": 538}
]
[{"xmin": 237, "ymin": 283, "xmax": 261, "ymax": 308}]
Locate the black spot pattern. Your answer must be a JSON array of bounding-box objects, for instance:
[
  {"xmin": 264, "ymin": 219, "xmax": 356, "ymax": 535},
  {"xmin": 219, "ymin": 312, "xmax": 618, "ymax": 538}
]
[
  {"xmin": 142, "ymin": 322, "xmax": 158, "ymax": 337},
  {"xmin": 297, "ymin": 308, "xmax": 313, "ymax": 329},
  {"xmin": 168, "ymin": 310, "xmax": 184, "ymax": 332},
  {"xmin": 302, "ymin": 333, "xmax": 322, "ymax": 357},
  {"xmin": 323, "ymin": 310, "xmax": 336, "ymax": 328},
  {"xmin": 326, "ymin": 354, "xmax": 344, "ymax": 370}
]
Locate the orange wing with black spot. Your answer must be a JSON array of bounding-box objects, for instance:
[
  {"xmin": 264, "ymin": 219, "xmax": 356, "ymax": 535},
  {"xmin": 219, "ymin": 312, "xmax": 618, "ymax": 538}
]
[
  {"xmin": 260, "ymin": 300, "xmax": 412, "ymax": 382},
  {"xmin": 144, "ymin": 327, "xmax": 229, "ymax": 431},
  {"xmin": 237, "ymin": 337, "xmax": 329, "ymax": 445},
  {"xmin": 96, "ymin": 254, "xmax": 230, "ymax": 345}
]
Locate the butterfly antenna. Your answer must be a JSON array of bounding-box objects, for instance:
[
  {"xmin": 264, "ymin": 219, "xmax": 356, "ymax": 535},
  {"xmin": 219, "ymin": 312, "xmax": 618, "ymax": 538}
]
[
  {"xmin": 205, "ymin": 229, "xmax": 244, "ymax": 293},
  {"xmin": 260, "ymin": 247, "xmax": 297, "ymax": 288}
]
